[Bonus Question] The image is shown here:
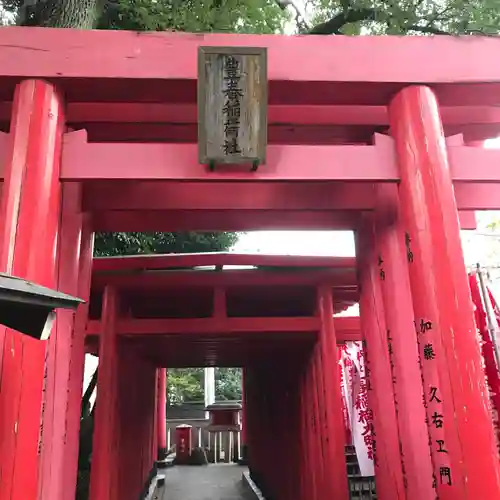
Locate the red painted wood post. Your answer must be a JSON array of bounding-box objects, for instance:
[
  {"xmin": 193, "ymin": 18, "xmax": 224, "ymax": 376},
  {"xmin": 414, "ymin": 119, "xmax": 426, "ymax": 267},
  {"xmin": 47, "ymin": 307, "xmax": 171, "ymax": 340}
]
[
  {"xmin": 152, "ymin": 370, "xmax": 158, "ymax": 465},
  {"xmin": 245, "ymin": 367, "xmax": 255, "ymax": 473},
  {"xmin": 279, "ymin": 368, "xmax": 291, "ymax": 500},
  {"xmin": 268, "ymin": 368, "xmax": 280, "ymax": 497},
  {"xmin": 89, "ymin": 285, "xmax": 120, "ymax": 500},
  {"xmin": 0, "ymin": 80, "xmax": 64, "ymax": 500},
  {"xmin": 375, "ymin": 184, "xmax": 436, "ymax": 500},
  {"xmin": 317, "ymin": 286, "xmax": 349, "ymax": 500},
  {"xmin": 157, "ymin": 368, "xmax": 167, "ymax": 461},
  {"xmin": 389, "ymin": 85, "xmax": 500, "ymax": 499},
  {"xmin": 259, "ymin": 367, "xmax": 278, "ymax": 496},
  {"xmin": 38, "ymin": 183, "xmax": 84, "ymax": 500},
  {"xmin": 356, "ymin": 221, "xmax": 407, "ymax": 500},
  {"xmin": 279, "ymin": 366, "xmax": 295, "ymax": 500},
  {"xmin": 299, "ymin": 365, "xmax": 317, "ymax": 500},
  {"xmin": 294, "ymin": 365, "xmax": 307, "ymax": 500},
  {"xmin": 290, "ymin": 369, "xmax": 303, "ymax": 500},
  {"xmin": 241, "ymin": 367, "xmax": 247, "ymax": 454},
  {"xmin": 258, "ymin": 368, "xmax": 270, "ymax": 495},
  {"xmin": 116, "ymin": 346, "xmax": 137, "ymax": 499},
  {"xmin": 63, "ymin": 214, "xmax": 94, "ymax": 499},
  {"xmin": 310, "ymin": 349, "xmax": 325, "ymax": 499}
]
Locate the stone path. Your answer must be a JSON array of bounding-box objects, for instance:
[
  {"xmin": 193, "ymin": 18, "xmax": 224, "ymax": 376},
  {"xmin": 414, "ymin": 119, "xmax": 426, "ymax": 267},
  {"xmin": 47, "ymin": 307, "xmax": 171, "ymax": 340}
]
[{"xmin": 156, "ymin": 464, "xmax": 251, "ymax": 500}]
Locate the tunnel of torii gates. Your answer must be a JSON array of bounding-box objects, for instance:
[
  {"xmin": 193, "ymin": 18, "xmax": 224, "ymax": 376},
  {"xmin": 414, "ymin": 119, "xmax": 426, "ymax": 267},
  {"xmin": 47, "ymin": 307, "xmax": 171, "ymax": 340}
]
[{"xmin": 2, "ymin": 24, "xmax": 500, "ymax": 500}]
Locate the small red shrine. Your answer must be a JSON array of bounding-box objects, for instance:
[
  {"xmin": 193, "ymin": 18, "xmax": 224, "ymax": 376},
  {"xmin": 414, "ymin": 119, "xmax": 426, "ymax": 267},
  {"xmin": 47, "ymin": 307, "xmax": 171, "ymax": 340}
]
[{"xmin": 0, "ymin": 26, "xmax": 499, "ymax": 500}]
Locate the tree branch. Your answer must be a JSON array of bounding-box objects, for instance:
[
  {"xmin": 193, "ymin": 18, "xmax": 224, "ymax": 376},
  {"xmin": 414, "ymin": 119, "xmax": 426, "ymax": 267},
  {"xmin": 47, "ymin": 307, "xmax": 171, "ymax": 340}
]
[
  {"xmin": 307, "ymin": 7, "xmax": 463, "ymax": 36},
  {"xmin": 309, "ymin": 8, "xmax": 378, "ymax": 34},
  {"xmin": 274, "ymin": 0, "xmax": 310, "ymax": 32},
  {"xmin": 405, "ymin": 24, "xmax": 449, "ymax": 34}
]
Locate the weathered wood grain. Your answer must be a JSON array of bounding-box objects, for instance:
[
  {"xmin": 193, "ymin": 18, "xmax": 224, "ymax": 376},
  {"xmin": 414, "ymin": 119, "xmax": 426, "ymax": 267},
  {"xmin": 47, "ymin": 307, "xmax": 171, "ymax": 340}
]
[{"xmin": 198, "ymin": 46, "xmax": 267, "ymax": 165}]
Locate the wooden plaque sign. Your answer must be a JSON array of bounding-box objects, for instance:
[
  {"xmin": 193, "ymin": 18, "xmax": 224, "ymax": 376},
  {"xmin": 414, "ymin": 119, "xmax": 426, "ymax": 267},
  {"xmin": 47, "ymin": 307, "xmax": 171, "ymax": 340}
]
[{"xmin": 198, "ymin": 46, "xmax": 268, "ymax": 167}]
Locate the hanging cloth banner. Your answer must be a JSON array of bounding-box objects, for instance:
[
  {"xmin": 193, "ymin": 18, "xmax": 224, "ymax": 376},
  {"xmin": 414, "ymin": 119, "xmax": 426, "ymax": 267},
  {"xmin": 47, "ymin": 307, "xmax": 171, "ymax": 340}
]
[
  {"xmin": 339, "ymin": 341, "xmax": 375, "ymax": 477},
  {"xmin": 338, "ymin": 345, "xmax": 352, "ymax": 446},
  {"xmin": 468, "ymin": 273, "xmax": 500, "ymax": 453}
]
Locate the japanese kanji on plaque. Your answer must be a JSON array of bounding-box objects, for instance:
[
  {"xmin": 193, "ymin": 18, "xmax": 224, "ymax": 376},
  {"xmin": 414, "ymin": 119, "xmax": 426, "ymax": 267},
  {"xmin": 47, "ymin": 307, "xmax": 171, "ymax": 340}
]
[{"xmin": 197, "ymin": 46, "xmax": 268, "ymax": 166}]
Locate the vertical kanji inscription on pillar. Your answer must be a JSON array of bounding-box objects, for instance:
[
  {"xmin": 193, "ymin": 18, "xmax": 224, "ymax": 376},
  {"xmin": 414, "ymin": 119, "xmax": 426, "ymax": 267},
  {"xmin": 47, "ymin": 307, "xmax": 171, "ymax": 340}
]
[{"xmin": 389, "ymin": 85, "xmax": 500, "ymax": 500}]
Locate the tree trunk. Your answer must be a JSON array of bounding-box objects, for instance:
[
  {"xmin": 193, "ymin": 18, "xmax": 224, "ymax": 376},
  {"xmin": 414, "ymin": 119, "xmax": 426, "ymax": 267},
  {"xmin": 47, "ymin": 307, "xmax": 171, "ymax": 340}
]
[{"xmin": 22, "ymin": 0, "xmax": 102, "ymax": 29}]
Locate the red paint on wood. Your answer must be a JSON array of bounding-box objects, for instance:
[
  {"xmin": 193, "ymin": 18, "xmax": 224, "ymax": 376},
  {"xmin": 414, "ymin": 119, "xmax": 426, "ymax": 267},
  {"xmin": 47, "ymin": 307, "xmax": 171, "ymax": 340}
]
[
  {"xmin": 61, "ymin": 130, "xmax": 500, "ymax": 186},
  {"xmin": 241, "ymin": 368, "xmax": 247, "ymax": 444},
  {"xmin": 38, "ymin": 184, "xmax": 82, "ymax": 500},
  {"xmin": 312, "ymin": 345, "xmax": 328, "ymax": 499},
  {"xmin": 91, "ymin": 207, "xmax": 480, "ymax": 233},
  {"xmin": 91, "ymin": 209, "xmax": 361, "ymax": 232},
  {"xmin": 92, "ymin": 269, "xmax": 357, "ymax": 290},
  {"xmin": 57, "ymin": 102, "xmax": 500, "ymax": 130},
  {"xmin": 356, "ymin": 224, "xmax": 406, "ymax": 500},
  {"xmin": 93, "ymin": 253, "xmax": 356, "ymax": 273},
  {"xmin": 86, "ymin": 316, "xmax": 360, "ymax": 336},
  {"xmin": 454, "ymin": 183, "xmax": 500, "ymax": 210},
  {"xmin": 0, "ymin": 80, "xmax": 63, "ymax": 500},
  {"xmin": 2, "ymin": 28, "xmax": 500, "ymax": 100},
  {"xmin": 299, "ymin": 366, "xmax": 316, "ymax": 500},
  {"xmin": 82, "ymin": 181, "xmax": 378, "ymax": 211},
  {"xmin": 457, "ymin": 211, "xmax": 476, "ymax": 230},
  {"xmin": 213, "ymin": 287, "xmax": 227, "ymax": 319},
  {"xmin": 89, "ymin": 286, "xmax": 119, "ymax": 500},
  {"xmin": 375, "ymin": 185, "xmax": 435, "ymax": 500},
  {"xmin": 61, "ymin": 133, "xmax": 397, "ymax": 182},
  {"xmin": 62, "ymin": 122, "xmax": 377, "ymax": 145},
  {"xmin": 390, "ymin": 86, "xmax": 500, "ymax": 499},
  {"xmin": 0, "ymin": 131, "xmax": 8, "ymax": 173},
  {"xmin": 157, "ymin": 368, "xmax": 167, "ymax": 459},
  {"xmin": 54, "ymin": 120, "xmax": 500, "ymax": 144},
  {"xmin": 115, "ymin": 345, "xmax": 157, "ymax": 500},
  {"xmin": 63, "ymin": 215, "xmax": 94, "ymax": 500},
  {"xmin": 317, "ymin": 286, "xmax": 349, "ymax": 500},
  {"xmin": 306, "ymin": 358, "xmax": 321, "ymax": 500}
]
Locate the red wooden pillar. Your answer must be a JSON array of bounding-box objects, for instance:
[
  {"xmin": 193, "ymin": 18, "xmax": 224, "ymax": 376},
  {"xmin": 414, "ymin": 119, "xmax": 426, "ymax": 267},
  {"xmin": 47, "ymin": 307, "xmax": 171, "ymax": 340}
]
[
  {"xmin": 116, "ymin": 349, "xmax": 158, "ymax": 500},
  {"xmin": 311, "ymin": 349, "xmax": 325, "ymax": 500},
  {"xmin": 317, "ymin": 286, "xmax": 349, "ymax": 500},
  {"xmin": 89, "ymin": 286, "xmax": 120, "ymax": 500},
  {"xmin": 375, "ymin": 184, "xmax": 435, "ymax": 500},
  {"xmin": 389, "ymin": 85, "xmax": 500, "ymax": 499},
  {"xmin": 289, "ymin": 367, "xmax": 302, "ymax": 500},
  {"xmin": 63, "ymin": 215, "xmax": 94, "ymax": 499},
  {"xmin": 157, "ymin": 368, "xmax": 168, "ymax": 462},
  {"xmin": 299, "ymin": 363, "xmax": 318, "ymax": 500},
  {"xmin": 0, "ymin": 80, "xmax": 64, "ymax": 500},
  {"xmin": 295, "ymin": 365, "xmax": 307, "ymax": 500},
  {"xmin": 241, "ymin": 368, "xmax": 246, "ymax": 446},
  {"xmin": 38, "ymin": 184, "xmax": 85, "ymax": 500},
  {"xmin": 356, "ymin": 225, "xmax": 406, "ymax": 500},
  {"xmin": 245, "ymin": 367, "xmax": 255, "ymax": 474}
]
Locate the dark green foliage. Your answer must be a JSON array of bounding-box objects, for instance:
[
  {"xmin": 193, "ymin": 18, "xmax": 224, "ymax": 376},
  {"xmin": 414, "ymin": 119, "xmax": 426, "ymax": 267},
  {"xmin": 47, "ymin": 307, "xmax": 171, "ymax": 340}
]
[
  {"xmin": 215, "ymin": 367, "xmax": 243, "ymax": 401},
  {"xmin": 94, "ymin": 231, "xmax": 240, "ymax": 257},
  {"xmin": 168, "ymin": 368, "xmax": 205, "ymax": 405},
  {"xmin": 6, "ymin": 0, "xmax": 500, "ymax": 35},
  {"xmin": 97, "ymin": 0, "xmax": 287, "ymax": 33},
  {"xmin": 4, "ymin": 0, "xmax": 289, "ymax": 32},
  {"xmin": 167, "ymin": 367, "xmax": 242, "ymax": 405}
]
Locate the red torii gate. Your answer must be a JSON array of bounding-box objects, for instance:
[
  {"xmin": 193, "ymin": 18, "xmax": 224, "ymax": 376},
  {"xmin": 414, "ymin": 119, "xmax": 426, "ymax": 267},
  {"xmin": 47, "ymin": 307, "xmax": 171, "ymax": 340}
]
[
  {"xmin": 86, "ymin": 252, "xmax": 360, "ymax": 500},
  {"xmin": 86, "ymin": 253, "xmax": 361, "ymax": 365},
  {"xmin": 0, "ymin": 26, "xmax": 498, "ymax": 500}
]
